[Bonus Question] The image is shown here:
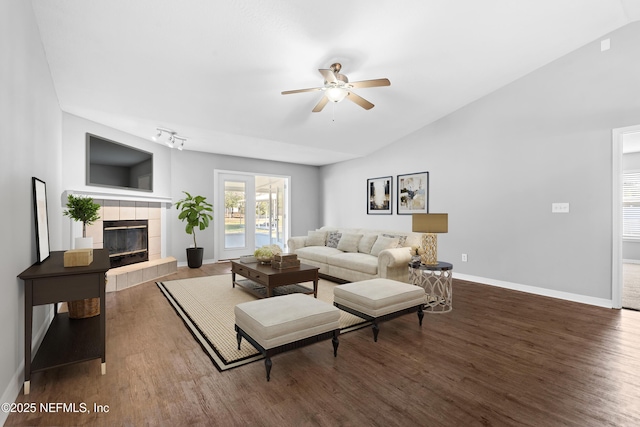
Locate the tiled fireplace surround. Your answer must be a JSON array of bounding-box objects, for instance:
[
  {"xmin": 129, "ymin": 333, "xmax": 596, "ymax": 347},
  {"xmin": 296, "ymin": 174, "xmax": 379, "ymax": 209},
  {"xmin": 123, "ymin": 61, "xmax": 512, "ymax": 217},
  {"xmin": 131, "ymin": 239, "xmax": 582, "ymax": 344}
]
[{"xmin": 84, "ymin": 199, "xmax": 177, "ymax": 292}]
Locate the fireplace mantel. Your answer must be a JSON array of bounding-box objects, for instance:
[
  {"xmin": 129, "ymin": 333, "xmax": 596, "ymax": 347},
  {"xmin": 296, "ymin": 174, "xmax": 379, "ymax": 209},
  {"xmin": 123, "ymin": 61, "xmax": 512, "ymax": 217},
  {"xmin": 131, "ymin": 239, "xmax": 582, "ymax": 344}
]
[{"xmin": 63, "ymin": 189, "xmax": 172, "ymax": 205}]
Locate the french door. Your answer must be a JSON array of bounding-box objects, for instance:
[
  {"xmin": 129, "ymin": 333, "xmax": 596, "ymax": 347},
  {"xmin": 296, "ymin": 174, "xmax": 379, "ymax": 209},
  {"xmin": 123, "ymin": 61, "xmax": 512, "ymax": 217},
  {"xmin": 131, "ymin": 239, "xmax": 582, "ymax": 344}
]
[{"xmin": 215, "ymin": 171, "xmax": 289, "ymax": 261}]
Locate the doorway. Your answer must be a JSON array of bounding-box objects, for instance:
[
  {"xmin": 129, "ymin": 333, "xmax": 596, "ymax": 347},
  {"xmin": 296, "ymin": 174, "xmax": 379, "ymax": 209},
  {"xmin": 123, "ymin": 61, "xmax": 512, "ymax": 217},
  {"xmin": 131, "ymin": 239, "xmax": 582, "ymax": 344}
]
[
  {"xmin": 214, "ymin": 170, "xmax": 290, "ymax": 261},
  {"xmin": 612, "ymin": 124, "xmax": 640, "ymax": 310}
]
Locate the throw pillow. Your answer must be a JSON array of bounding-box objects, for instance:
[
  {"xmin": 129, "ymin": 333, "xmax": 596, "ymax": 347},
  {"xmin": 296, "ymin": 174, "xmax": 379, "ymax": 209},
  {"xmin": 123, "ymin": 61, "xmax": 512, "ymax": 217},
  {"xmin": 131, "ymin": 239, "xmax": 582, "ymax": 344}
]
[
  {"xmin": 305, "ymin": 230, "xmax": 327, "ymax": 247},
  {"xmin": 358, "ymin": 234, "xmax": 378, "ymax": 254},
  {"xmin": 337, "ymin": 233, "xmax": 363, "ymax": 253},
  {"xmin": 370, "ymin": 236, "xmax": 400, "ymax": 257},
  {"xmin": 383, "ymin": 233, "xmax": 407, "ymax": 247},
  {"xmin": 326, "ymin": 231, "xmax": 342, "ymax": 248}
]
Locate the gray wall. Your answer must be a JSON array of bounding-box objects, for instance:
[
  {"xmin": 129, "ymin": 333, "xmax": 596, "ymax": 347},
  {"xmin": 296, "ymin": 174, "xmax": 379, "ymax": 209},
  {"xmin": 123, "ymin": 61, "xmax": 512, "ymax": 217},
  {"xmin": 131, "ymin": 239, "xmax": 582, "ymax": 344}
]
[
  {"xmin": 61, "ymin": 114, "xmax": 321, "ymax": 264},
  {"xmin": 169, "ymin": 149, "xmax": 321, "ymax": 264},
  {"xmin": 321, "ymin": 22, "xmax": 640, "ymax": 302},
  {"xmin": 61, "ymin": 113, "xmax": 173, "ymax": 249},
  {"xmin": 0, "ymin": 1, "xmax": 63, "ymax": 420},
  {"xmin": 62, "ymin": 113, "xmax": 172, "ymax": 200}
]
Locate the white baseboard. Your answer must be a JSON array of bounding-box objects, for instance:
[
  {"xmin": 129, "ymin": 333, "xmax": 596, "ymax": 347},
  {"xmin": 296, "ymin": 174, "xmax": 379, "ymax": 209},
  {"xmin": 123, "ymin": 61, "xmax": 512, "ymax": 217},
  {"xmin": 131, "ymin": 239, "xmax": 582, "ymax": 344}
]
[
  {"xmin": 176, "ymin": 258, "xmax": 218, "ymax": 268},
  {"xmin": 0, "ymin": 364, "xmax": 23, "ymax": 426},
  {"xmin": 453, "ymin": 272, "xmax": 614, "ymax": 309},
  {"xmin": 623, "ymin": 259, "xmax": 640, "ymax": 265},
  {"xmin": 1, "ymin": 306, "xmax": 54, "ymax": 425}
]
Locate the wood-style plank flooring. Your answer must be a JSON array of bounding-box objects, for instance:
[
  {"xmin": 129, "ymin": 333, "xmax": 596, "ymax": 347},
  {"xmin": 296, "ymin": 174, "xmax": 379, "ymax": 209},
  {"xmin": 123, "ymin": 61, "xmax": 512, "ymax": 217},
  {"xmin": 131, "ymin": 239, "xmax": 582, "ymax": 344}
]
[{"xmin": 6, "ymin": 262, "xmax": 640, "ymax": 426}]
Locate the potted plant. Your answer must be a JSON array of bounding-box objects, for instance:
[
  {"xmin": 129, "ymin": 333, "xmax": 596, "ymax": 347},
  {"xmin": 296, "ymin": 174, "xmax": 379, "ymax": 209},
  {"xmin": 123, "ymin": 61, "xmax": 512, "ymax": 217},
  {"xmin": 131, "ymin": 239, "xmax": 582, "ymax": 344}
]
[
  {"xmin": 63, "ymin": 194, "xmax": 101, "ymax": 249},
  {"xmin": 175, "ymin": 191, "xmax": 213, "ymax": 268},
  {"xmin": 254, "ymin": 244, "xmax": 283, "ymax": 264}
]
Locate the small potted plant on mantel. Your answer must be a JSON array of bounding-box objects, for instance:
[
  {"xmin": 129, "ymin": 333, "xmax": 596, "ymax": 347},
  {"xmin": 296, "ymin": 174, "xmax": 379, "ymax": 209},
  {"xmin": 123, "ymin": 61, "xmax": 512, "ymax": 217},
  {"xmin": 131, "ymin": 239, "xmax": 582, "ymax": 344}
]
[
  {"xmin": 175, "ymin": 191, "xmax": 213, "ymax": 268},
  {"xmin": 63, "ymin": 194, "xmax": 101, "ymax": 249}
]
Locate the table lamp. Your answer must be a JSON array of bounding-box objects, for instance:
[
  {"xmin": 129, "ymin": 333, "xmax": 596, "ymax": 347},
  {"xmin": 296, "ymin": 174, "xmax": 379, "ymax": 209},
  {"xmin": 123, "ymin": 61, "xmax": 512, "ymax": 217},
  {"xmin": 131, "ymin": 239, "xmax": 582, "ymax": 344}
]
[{"xmin": 412, "ymin": 213, "xmax": 448, "ymax": 265}]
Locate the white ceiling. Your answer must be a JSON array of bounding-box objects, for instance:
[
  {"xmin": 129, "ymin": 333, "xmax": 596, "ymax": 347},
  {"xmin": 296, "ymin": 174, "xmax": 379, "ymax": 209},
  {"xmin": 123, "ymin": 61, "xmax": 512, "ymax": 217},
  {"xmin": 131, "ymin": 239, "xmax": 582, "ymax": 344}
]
[{"xmin": 31, "ymin": 0, "xmax": 640, "ymax": 166}]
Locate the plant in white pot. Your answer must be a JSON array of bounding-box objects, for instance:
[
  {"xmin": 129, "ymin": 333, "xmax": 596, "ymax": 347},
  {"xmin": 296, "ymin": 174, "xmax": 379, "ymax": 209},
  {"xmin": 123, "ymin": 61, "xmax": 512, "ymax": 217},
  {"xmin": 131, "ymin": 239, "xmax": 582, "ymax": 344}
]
[
  {"xmin": 175, "ymin": 191, "xmax": 213, "ymax": 268},
  {"xmin": 63, "ymin": 195, "xmax": 101, "ymax": 249}
]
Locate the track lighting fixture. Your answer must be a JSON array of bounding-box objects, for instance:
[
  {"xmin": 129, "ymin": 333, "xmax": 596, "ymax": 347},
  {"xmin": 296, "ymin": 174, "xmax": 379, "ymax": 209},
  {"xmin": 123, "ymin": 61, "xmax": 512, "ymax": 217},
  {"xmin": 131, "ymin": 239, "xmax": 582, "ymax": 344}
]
[{"xmin": 153, "ymin": 128, "xmax": 186, "ymax": 150}]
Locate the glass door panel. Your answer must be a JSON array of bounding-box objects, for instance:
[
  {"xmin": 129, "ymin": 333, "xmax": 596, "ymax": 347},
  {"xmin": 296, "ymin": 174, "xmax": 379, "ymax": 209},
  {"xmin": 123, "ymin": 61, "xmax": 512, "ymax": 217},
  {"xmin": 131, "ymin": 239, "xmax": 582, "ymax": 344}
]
[
  {"xmin": 224, "ymin": 180, "xmax": 246, "ymax": 250},
  {"xmin": 217, "ymin": 174, "xmax": 255, "ymax": 260},
  {"xmin": 215, "ymin": 171, "xmax": 289, "ymax": 260},
  {"xmin": 255, "ymin": 176, "xmax": 287, "ymax": 251}
]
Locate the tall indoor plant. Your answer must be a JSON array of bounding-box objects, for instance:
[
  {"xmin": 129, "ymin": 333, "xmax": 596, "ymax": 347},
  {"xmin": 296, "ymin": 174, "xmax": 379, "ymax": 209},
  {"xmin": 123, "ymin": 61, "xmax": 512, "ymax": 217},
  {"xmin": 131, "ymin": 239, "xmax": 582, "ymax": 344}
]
[
  {"xmin": 175, "ymin": 191, "xmax": 213, "ymax": 268},
  {"xmin": 63, "ymin": 194, "xmax": 101, "ymax": 249}
]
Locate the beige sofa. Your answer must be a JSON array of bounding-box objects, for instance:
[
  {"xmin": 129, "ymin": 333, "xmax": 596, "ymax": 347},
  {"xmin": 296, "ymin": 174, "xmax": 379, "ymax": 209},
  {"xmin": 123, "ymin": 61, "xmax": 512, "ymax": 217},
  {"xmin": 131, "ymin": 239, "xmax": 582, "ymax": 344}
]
[{"xmin": 287, "ymin": 226, "xmax": 423, "ymax": 283}]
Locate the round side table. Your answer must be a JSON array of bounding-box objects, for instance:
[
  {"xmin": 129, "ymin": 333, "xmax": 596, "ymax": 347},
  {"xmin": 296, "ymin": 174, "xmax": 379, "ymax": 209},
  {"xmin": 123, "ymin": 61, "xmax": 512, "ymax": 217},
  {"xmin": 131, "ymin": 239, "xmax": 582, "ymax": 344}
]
[{"xmin": 409, "ymin": 261, "xmax": 453, "ymax": 313}]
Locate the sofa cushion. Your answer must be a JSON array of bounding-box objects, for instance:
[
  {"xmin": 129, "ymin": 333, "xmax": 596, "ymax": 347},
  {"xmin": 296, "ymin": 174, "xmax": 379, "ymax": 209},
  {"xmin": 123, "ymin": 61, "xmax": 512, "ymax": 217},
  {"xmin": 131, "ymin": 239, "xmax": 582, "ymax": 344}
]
[
  {"xmin": 358, "ymin": 234, "xmax": 378, "ymax": 254},
  {"xmin": 370, "ymin": 236, "xmax": 400, "ymax": 256},
  {"xmin": 305, "ymin": 230, "xmax": 327, "ymax": 246},
  {"xmin": 328, "ymin": 252, "xmax": 378, "ymax": 275},
  {"xmin": 382, "ymin": 233, "xmax": 407, "ymax": 247},
  {"xmin": 337, "ymin": 233, "xmax": 363, "ymax": 253},
  {"xmin": 326, "ymin": 231, "xmax": 342, "ymax": 248},
  {"xmin": 295, "ymin": 246, "xmax": 343, "ymax": 264}
]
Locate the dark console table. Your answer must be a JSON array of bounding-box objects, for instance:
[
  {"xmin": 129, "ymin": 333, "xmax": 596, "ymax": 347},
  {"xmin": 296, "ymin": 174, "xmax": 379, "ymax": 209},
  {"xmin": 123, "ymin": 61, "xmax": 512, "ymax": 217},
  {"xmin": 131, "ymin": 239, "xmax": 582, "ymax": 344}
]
[{"xmin": 18, "ymin": 249, "xmax": 110, "ymax": 395}]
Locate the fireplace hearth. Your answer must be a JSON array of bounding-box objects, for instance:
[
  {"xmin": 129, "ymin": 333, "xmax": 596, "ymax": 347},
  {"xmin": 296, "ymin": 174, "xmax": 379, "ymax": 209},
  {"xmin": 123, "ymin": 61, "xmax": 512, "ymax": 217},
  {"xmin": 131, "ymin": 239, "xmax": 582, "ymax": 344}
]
[{"xmin": 103, "ymin": 220, "xmax": 149, "ymax": 268}]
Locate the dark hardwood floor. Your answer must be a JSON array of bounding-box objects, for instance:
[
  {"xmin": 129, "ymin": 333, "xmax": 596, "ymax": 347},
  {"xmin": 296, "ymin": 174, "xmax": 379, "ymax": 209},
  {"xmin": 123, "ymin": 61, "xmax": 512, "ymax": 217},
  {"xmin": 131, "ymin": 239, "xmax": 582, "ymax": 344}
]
[{"xmin": 7, "ymin": 262, "xmax": 640, "ymax": 426}]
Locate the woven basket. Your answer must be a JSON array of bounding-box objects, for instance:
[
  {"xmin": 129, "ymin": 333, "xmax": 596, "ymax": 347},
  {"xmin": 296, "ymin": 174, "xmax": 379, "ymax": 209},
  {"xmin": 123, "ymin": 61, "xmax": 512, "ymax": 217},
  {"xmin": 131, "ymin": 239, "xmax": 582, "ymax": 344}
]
[{"xmin": 68, "ymin": 298, "xmax": 100, "ymax": 319}]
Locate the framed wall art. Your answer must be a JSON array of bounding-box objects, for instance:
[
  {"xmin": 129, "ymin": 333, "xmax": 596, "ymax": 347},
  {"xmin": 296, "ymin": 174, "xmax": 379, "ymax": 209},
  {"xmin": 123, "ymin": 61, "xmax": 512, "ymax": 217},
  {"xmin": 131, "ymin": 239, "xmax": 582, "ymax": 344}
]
[
  {"xmin": 32, "ymin": 177, "xmax": 51, "ymax": 263},
  {"xmin": 397, "ymin": 172, "xmax": 429, "ymax": 215},
  {"xmin": 367, "ymin": 176, "xmax": 392, "ymax": 215}
]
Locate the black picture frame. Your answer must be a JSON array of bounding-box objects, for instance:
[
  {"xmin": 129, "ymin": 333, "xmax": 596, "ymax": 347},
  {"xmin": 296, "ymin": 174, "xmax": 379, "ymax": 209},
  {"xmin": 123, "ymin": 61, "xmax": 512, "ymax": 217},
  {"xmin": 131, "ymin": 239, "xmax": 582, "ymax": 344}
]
[
  {"xmin": 397, "ymin": 172, "xmax": 429, "ymax": 215},
  {"xmin": 32, "ymin": 177, "xmax": 50, "ymax": 263},
  {"xmin": 367, "ymin": 176, "xmax": 393, "ymax": 215}
]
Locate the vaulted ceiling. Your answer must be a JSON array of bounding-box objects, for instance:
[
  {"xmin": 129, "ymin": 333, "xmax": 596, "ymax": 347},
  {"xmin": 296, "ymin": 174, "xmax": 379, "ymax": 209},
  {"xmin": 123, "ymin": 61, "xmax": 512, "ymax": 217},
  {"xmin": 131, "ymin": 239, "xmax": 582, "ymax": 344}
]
[{"xmin": 32, "ymin": 1, "xmax": 640, "ymax": 165}]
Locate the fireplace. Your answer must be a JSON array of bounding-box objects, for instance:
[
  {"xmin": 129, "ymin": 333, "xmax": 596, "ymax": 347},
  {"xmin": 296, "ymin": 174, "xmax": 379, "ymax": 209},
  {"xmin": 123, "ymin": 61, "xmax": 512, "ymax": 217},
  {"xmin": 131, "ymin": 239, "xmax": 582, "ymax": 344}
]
[{"xmin": 103, "ymin": 220, "xmax": 149, "ymax": 268}]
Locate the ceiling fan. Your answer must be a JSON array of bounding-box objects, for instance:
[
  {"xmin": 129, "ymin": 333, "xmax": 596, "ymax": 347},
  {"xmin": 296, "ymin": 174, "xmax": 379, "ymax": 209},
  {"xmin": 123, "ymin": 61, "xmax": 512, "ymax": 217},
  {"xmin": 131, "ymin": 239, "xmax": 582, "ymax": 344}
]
[{"xmin": 281, "ymin": 63, "xmax": 390, "ymax": 112}]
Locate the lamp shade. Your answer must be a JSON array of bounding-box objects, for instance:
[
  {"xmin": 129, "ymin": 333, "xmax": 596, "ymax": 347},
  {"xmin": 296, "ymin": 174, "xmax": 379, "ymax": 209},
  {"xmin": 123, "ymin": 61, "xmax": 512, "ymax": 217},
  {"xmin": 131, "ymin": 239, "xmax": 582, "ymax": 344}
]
[{"xmin": 412, "ymin": 213, "xmax": 448, "ymax": 233}]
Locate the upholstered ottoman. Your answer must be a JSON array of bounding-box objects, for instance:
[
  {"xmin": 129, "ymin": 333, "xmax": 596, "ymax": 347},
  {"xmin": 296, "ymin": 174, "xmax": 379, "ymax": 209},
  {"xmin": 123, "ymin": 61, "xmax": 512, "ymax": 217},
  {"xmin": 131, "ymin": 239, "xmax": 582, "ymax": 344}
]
[
  {"xmin": 333, "ymin": 278, "xmax": 426, "ymax": 342},
  {"xmin": 234, "ymin": 293, "xmax": 341, "ymax": 381}
]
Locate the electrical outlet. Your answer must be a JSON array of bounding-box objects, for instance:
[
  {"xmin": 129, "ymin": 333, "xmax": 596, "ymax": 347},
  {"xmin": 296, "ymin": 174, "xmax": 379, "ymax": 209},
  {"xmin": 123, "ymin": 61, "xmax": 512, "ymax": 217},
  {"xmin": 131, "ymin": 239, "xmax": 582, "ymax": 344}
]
[
  {"xmin": 552, "ymin": 202, "xmax": 570, "ymax": 213},
  {"xmin": 462, "ymin": 254, "xmax": 468, "ymax": 262}
]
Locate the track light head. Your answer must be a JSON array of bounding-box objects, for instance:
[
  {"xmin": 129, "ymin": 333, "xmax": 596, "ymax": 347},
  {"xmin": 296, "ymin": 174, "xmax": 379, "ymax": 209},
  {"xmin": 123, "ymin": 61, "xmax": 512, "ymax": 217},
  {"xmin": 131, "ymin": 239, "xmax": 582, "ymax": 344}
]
[{"xmin": 154, "ymin": 127, "xmax": 186, "ymax": 150}]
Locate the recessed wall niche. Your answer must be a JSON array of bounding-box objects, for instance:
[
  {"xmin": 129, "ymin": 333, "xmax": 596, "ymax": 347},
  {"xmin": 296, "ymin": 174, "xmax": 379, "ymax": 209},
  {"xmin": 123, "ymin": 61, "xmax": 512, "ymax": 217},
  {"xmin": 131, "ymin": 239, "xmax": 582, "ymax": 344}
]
[{"xmin": 86, "ymin": 133, "xmax": 153, "ymax": 191}]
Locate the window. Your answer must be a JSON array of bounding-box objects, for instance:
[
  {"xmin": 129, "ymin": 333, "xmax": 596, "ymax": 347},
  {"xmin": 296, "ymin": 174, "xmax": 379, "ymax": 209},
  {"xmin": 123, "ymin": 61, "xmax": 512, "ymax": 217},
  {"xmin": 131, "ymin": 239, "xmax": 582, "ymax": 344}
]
[{"xmin": 623, "ymin": 170, "xmax": 640, "ymax": 238}]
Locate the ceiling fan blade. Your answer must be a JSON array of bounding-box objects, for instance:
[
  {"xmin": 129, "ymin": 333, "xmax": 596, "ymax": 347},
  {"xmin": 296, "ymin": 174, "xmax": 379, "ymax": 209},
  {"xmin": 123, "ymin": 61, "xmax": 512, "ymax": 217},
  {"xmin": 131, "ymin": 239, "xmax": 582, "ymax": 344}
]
[
  {"xmin": 346, "ymin": 92, "xmax": 374, "ymax": 110},
  {"xmin": 318, "ymin": 69, "xmax": 337, "ymax": 83},
  {"xmin": 349, "ymin": 78, "xmax": 391, "ymax": 89},
  {"xmin": 281, "ymin": 87, "xmax": 323, "ymax": 95},
  {"xmin": 312, "ymin": 96, "xmax": 329, "ymax": 112}
]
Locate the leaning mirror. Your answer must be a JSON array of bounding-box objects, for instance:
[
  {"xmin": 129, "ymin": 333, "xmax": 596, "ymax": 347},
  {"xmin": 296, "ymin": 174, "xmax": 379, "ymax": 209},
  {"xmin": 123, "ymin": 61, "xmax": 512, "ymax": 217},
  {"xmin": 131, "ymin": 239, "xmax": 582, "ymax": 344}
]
[{"xmin": 32, "ymin": 177, "xmax": 50, "ymax": 263}]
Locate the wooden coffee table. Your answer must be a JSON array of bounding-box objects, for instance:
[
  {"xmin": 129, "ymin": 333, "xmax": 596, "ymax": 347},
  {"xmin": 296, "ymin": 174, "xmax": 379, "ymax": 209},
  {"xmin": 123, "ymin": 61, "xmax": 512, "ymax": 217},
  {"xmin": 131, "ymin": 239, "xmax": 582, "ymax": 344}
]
[{"xmin": 231, "ymin": 260, "xmax": 320, "ymax": 298}]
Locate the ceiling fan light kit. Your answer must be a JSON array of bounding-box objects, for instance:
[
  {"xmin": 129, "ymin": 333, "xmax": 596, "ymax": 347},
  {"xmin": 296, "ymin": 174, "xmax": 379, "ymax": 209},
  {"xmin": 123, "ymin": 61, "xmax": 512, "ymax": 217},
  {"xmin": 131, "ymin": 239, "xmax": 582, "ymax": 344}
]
[
  {"xmin": 325, "ymin": 86, "xmax": 348, "ymax": 103},
  {"xmin": 282, "ymin": 63, "xmax": 390, "ymax": 112}
]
